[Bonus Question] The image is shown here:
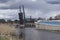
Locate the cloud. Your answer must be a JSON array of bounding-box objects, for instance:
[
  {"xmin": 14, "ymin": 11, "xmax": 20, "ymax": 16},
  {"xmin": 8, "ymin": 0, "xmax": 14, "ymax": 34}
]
[
  {"xmin": 0, "ymin": 0, "xmax": 9, "ymax": 3},
  {"xmin": 0, "ymin": 9, "xmax": 19, "ymax": 20},
  {"xmin": 25, "ymin": 9, "xmax": 43, "ymax": 18},
  {"xmin": 0, "ymin": 0, "xmax": 60, "ymax": 20},
  {"xmin": 0, "ymin": 15, "xmax": 10, "ymax": 19},
  {"xmin": 0, "ymin": 9, "xmax": 60, "ymax": 20},
  {"xmin": 0, "ymin": 9, "xmax": 43, "ymax": 20},
  {"xmin": 46, "ymin": 0, "xmax": 60, "ymax": 4}
]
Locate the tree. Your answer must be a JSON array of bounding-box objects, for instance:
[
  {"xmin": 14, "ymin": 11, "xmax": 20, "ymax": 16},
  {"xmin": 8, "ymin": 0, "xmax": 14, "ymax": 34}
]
[
  {"xmin": 14, "ymin": 20, "xmax": 18, "ymax": 23},
  {"xmin": 0, "ymin": 19, "xmax": 6, "ymax": 23},
  {"xmin": 38, "ymin": 17, "xmax": 43, "ymax": 20},
  {"xmin": 49, "ymin": 17, "xmax": 53, "ymax": 20},
  {"xmin": 7, "ymin": 19, "xmax": 13, "ymax": 23}
]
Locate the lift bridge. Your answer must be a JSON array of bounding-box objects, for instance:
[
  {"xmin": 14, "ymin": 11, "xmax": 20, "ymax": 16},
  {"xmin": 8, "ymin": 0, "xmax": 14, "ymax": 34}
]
[
  {"xmin": 18, "ymin": 5, "xmax": 26, "ymax": 28},
  {"xmin": 18, "ymin": 5, "xmax": 25, "ymax": 40}
]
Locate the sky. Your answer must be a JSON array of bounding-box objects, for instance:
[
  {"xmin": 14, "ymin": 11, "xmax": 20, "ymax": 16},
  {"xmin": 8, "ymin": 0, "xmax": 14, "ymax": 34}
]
[{"xmin": 0, "ymin": 0, "xmax": 60, "ymax": 20}]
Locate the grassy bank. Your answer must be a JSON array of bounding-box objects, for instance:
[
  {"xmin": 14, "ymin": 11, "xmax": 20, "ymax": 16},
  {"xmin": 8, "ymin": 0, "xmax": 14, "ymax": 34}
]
[
  {"xmin": 0, "ymin": 36, "xmax": 8, "ymax": 40},
  {"xmin": 0, "ymin": 23, "xmax": 22, "ymax": 40}
]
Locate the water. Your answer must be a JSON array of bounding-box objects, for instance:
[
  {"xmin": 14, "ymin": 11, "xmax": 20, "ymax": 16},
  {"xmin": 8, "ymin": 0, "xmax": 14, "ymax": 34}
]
[
  {"xmin": 39, "ymin": 21, "xmax": 60, "ymax": 26},
  {"xmin": 24, "ymin": 28, "xmax": 60, "ymax": 40}
]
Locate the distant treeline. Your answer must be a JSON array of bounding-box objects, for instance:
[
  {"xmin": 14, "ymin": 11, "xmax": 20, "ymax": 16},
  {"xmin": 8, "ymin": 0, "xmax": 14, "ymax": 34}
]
[
  {"xmin": 0, "ymin": 19, "xmax": 19, "ymax": 23},
  {"xmin": 0, "ymin": 18, "xmax": 36, "ymax": 24},
  {"xmin": 0, "ymin": 19, "xmax": 6, "ymax": 23}
]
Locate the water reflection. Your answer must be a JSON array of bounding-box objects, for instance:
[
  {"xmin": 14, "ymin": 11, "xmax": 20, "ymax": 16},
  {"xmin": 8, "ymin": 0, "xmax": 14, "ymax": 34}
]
[{"xmin": 24, "ymin": 28, "xmax": 60, "ymax": 40}]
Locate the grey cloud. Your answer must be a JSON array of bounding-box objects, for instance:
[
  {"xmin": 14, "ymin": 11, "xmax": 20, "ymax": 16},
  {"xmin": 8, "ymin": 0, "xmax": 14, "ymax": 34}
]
[
  {"xmin": 0, "ymin": 0, "xmax": 60, "ymax": 19},
  {"xmin": 9, "ymin": 0, "xmax": 60, "ymax": 12},
  {"xmin": 0, "ymin": 0, "xmax": 9, "ymax": 3},
  {"xmin": 0, "ymin": 0, "xmax": 60, "ymax": 11},
  {"xmin": 3, "ymin": 0, "xmax": 60, "ymax": 17},
  {"xmin": 46, "ymin": 0, "xmax": 60, "ymax": 4}
]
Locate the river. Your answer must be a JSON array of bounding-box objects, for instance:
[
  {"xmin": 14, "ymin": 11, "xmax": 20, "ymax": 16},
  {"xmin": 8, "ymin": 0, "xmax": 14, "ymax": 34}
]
[{"xmin": 23, "ymin": 28, "xmax": 60, "ymax": 40}]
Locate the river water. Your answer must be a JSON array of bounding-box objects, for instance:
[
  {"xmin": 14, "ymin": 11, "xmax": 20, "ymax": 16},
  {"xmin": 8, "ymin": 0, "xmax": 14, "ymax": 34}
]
[{"xmin": 24, "ymin": 28, "xmax": 60, "ymax": 40}]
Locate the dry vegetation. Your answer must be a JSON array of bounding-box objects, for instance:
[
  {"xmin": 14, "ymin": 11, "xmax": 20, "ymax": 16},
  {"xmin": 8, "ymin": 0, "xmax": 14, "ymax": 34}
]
[
  {"xmin": 0, "ymin": 23, "xmax": 20, "ymax": 40},
  {"xmin": 0, "ymin": 23, "xmax": 16, "ymax": 35}
]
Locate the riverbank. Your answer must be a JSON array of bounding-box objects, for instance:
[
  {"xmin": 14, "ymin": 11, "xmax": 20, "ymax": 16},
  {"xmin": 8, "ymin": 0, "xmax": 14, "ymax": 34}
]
[
  {"xmin": 36, "ymin": 23, "xmax": 60, "ymax": 31},
  {"xmin": 0, "ymin": 23, "xmax": 22, "ymax": 40}
]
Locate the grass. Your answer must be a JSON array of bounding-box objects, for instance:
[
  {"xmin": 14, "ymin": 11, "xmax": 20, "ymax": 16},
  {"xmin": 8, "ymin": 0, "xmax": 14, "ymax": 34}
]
[
  {"xmin": 0, "ymin": 23, "xmax": 22, "ymax": 40},
  {"xmin": 0, "ymin": 23, "xmax": 16, "ymax": 35},
  {"xmin": 0, "ymin": 36, "xmax": 8, "ymax": 40},
  {"xmin": 0, "ymin": 23, "xmax": 16, "ymax": 40}
]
